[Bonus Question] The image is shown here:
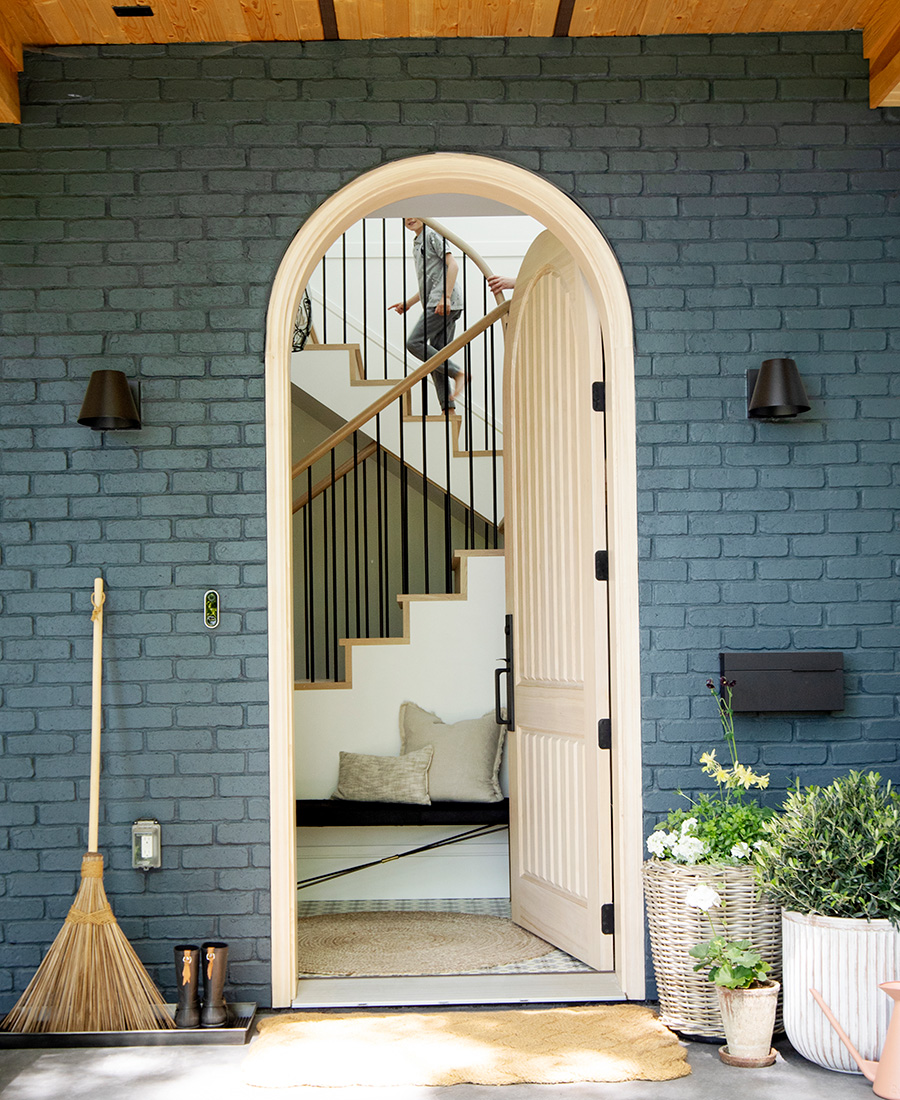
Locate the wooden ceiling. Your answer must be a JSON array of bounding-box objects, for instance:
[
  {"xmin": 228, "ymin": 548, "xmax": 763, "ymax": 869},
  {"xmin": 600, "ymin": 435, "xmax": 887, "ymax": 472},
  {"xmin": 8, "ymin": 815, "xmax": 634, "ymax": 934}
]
[{"xmin": 1, "ymin": 0, "xmax": 898, "ymax": 124}]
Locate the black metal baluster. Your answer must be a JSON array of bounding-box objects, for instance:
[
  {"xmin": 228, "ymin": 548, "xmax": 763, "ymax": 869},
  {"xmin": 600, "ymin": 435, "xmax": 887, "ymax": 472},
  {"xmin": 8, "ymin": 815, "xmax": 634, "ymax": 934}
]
[
  {"xmin": 382, "ymin": 219, "xmax": 388, "ymax": 379},
  {"xmin": 341, "ymin": 232, "xmax": 348, "ymax": 346},
  {"xmin": 361, "ymin": 219, "xmax": 368, "ymax": 381},
  {"xmin": 330, "ymin": 451, "xmax": 339, "ymax": 680},
  {"xmin": 375, "ymin": 422, "xmax": 385, "ymax": 637},
  {"xmin": 342, "ymin": 455, "xmax": 350, "ymax": 643},
  {"xmin": 362, "ymin": 454, "xmax": 371, "ymax": 637},
  {"xmin": 307, "ymin": 468, "xmax": 316, "ymax": 680},
  {"xmin": 321, "ymin": 248, "xmax": 327, "ymax": 344},
  {"xmin": 321, "ymin": 478, "xmax": 331, "ymax": 680},
  {"xmin": 489, "ymin": 320, "xmax": 499, "ymax": 548},
  {"xmin": 421, "ymin": 376, "xmax": 430, "ymax": 593},
  {"xmin": 353, "ymin": 431, "xmax": 361, "ymax": 639}
]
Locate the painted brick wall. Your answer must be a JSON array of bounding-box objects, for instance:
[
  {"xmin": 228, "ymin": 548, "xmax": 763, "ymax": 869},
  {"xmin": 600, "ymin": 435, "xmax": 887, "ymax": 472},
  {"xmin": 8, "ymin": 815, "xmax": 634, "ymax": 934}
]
[{"xmin": 0, "ymin": 33, "xmax": 898, "ymax": 1010}]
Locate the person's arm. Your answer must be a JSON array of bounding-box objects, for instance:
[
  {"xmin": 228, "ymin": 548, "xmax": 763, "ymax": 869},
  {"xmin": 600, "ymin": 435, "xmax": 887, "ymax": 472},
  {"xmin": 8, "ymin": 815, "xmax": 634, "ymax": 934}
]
[
  {"xmin": 389, "ymin": 290, "xmax": 420, "ymax": 315},
  {"xmin": 486, "ymin": 274, "xmax": 515, "ymax": 294},
  {"xmin": 434, "ymin": 252, "xmax": 458, "ymax": 316}
]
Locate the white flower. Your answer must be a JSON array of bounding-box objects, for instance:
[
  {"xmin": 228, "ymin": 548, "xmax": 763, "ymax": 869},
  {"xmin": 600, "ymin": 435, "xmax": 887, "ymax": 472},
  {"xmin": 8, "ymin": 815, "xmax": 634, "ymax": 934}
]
[
  {"xmin": 672, "ymin": 835, "xmax": 708, "ymax": 864},
  {"xmin": 680, "ymin": 817, "xmax": 698, "ymax": 835},
  {"xmin": 684, "ymin": 884, "xmax": 722, "ymax": 911},
  {"xmin": 731, "ymin": 842, "xmax": 751, "ymax": 860},
  {"xmin": 646, "ymin": 830, "xmax": 677, "ymax": 858}
]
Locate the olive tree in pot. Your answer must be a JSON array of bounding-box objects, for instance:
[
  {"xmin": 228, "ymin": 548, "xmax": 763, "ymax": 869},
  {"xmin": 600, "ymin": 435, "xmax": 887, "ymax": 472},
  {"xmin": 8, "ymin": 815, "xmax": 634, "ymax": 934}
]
[{"xmin": 754, "ymin": 771, "xmax": 900, "ymax": 1073}]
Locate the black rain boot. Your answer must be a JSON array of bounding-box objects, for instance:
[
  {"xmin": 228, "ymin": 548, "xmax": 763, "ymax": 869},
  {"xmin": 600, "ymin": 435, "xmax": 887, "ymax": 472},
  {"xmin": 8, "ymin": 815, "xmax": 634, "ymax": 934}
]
[
  {"xmin": 200, "ymin": 941, "xmax": 229, "ymax": 1027},
  {"xmin": 173, "ymin": 944, "xmax": 201, "ymax": 1028}
]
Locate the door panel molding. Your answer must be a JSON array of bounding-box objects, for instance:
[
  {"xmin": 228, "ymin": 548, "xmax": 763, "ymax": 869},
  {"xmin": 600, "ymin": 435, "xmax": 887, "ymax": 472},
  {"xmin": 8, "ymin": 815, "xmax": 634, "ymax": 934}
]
[{"xmin": 265, "ymin": 154, "xmax": 642, "ymax": 1006}]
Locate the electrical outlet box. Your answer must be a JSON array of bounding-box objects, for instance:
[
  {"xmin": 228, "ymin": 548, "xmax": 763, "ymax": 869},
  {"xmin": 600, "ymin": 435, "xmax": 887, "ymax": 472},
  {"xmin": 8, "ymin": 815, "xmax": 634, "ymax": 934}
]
[{"xmin": 132, "ymin": 819, "xmax": 161, "ymax": 870}]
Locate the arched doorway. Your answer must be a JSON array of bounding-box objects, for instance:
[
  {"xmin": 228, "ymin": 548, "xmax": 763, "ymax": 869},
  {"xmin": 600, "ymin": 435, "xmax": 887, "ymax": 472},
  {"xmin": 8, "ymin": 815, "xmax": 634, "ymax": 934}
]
[{"xmin": 265, "ymin": 154, "xmax": 643, "ymax": 1007}]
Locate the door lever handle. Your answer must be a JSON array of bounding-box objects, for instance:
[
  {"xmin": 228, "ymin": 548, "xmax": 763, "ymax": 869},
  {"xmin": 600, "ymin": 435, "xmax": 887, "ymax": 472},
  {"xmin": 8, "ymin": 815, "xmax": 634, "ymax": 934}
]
[{"xmin": 494, "ymin": 664, "xmax": 508, "ymax": 726}]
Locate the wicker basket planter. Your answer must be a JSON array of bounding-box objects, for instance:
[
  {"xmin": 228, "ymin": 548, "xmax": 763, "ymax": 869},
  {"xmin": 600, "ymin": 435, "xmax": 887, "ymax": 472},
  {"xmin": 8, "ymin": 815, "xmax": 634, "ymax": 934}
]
[{"xmin": 643, "ymin": 859, "xmax": 782, "ymax": 1039}]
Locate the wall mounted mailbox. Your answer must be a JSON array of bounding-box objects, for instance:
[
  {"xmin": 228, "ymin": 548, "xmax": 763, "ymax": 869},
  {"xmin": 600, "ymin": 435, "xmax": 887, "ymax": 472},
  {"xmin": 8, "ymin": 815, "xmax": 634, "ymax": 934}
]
[{"xmin": 719, "ymin": 651, "xmax": 844, "ymax": 713}]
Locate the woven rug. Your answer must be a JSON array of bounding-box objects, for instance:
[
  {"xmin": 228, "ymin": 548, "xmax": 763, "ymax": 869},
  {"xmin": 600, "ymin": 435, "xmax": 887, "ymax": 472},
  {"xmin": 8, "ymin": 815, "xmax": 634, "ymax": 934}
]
[
  {"xmin": 297, "ymin": 910, "xmax": 555, "ymax": 976},
  {"xmin": 243, "ymin": 1005, "xmax": 691, "ymax": 1087}
]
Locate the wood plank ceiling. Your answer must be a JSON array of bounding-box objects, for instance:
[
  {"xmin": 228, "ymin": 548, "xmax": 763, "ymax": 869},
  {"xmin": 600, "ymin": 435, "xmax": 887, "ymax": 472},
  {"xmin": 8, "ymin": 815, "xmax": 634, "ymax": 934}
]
[{"xmin": 0, "ymin": 0, "xmax": 898, "ymax": 123}]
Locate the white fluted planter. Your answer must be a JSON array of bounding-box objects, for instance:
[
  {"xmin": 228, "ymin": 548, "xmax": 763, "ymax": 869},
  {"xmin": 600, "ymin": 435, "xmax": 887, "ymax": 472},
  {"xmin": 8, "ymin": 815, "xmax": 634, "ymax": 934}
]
[{"xmin": 782, "ymin": 910, "xmax": 900, "ymax": 1073}]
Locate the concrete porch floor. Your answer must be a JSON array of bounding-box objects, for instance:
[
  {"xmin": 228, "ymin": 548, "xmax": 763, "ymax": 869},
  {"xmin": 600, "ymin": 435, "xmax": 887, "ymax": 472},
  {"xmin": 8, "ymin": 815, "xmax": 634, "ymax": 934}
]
[{"xmin": 0, "ymin": 1015, "xmax": 871, "ymax": 1100}]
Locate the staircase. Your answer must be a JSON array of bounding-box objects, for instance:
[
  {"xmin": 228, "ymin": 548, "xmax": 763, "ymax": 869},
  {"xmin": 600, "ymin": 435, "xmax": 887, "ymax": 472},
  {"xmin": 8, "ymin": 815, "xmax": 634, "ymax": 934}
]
[
  {"xmin": 294, "ymin": 549, "xmax": 506, "ymax": 768},
  {"xmin": 292, "ymin": 343, "xmax": 504, "ymax": 524}
]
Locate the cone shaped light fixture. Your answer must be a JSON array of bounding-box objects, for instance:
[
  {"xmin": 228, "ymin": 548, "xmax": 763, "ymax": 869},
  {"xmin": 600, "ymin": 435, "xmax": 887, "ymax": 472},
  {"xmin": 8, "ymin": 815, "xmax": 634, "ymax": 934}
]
[
  {"xmin": 747, "ymin": 358, "xmax": 810, "ymax": 419},
  {"xmin": 78, "ymin": 370, "xmax": 142, "ymax": 430}
]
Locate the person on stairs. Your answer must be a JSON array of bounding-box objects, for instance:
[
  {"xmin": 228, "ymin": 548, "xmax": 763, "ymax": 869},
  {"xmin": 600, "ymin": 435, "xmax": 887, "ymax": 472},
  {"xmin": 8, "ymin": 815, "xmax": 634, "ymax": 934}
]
[{"xmin": 389, "ymin": 217, "xmax": 464, "ymax": 413}]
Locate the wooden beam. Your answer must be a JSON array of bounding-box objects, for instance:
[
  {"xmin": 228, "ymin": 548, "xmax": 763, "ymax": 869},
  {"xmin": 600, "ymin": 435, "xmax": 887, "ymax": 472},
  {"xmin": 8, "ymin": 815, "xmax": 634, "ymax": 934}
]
[
  {"xmin": 0, "ymin": 49, "xmax": 21, "ymax": 124},
  {"xmin": 864, "ymin": 0, "xmax": 900, "ymax": 107}
]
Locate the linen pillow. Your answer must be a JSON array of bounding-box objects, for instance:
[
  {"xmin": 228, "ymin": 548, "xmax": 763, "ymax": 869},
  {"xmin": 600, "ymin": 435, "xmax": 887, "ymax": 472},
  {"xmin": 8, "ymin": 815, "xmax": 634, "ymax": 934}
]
[
  {"xmin": 399, "ymin": 702, "xmax": 504, "ymax": 803},
  {"xmin": 332, "ymin": 746, "xmax": 433, "ymax": 805}
]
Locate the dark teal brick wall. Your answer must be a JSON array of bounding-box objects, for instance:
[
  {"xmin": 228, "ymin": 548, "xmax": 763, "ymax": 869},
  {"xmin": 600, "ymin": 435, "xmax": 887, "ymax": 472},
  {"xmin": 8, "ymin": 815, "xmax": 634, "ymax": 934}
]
[{"xmin": 0, "ymin": 33, "xmax": 898, "ymax": 1010}]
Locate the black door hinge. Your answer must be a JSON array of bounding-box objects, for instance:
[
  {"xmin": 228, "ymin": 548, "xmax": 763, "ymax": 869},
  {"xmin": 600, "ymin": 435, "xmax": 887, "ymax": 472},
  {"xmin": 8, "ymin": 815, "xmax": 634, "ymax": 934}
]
[
  {"xmin": 601, "ymin": 903, "xmax": 615, "ymax": 935},
  {"xmin": 592, "ymin": 380, "xmax": 605, "ymax": 412},
  {"xmin": 595, "ymin": 550, "xmax": 609, "ymax": 582},
  {"xmin": 598, "ymin": 719, "xmax": 611, "ymax": 750}
]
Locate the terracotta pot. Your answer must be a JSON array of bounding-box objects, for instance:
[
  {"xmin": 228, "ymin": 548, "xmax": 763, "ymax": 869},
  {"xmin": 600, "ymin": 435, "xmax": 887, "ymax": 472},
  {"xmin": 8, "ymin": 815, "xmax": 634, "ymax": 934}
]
[
  {"xmin": 782, "ymin": 910, "xmax": 900, "ymax": 1073},
  {"xmin": 717, "ymin": 980, "xmax": 779, "ymax": 1067}
]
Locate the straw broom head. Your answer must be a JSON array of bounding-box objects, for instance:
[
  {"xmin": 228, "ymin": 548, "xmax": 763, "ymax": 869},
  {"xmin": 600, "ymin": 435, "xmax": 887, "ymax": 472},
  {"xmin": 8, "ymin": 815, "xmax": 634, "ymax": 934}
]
[
  {"xmin": 1, "ymin": 579, "xmax": 175, "ymax": 1033},
  {"xmin": 2, "ymin": 854, "xmax": 174, "ymax": 1033}
]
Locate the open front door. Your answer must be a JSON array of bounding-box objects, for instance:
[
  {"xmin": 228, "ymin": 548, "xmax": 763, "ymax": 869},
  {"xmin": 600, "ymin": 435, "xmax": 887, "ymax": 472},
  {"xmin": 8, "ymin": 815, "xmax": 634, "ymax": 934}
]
[{"xmin": 504, "ymin": 231, "xmax": 614, "ymax": 972}]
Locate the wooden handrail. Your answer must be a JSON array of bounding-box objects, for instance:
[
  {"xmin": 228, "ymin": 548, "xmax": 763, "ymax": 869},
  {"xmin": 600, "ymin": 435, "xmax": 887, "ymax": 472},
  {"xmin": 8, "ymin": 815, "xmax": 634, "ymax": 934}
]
[
  {"xmin": 421, "ymin": 217, "xmax": 507, "ymax": 309},
  {"xmin": 291, "ymin": 299, "xmax": 510, "ymax": 482},
  {"xmin": 292, "ymin": 440, "xmax": 377, "ymax": 506}
]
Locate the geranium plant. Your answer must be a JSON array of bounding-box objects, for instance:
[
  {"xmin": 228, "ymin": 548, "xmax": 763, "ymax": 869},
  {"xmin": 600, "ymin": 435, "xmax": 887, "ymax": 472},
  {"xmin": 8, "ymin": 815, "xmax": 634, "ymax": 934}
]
[
  {"xmin": 646, "ymin": 678, "xmax": 773, "ymax": 865},
  {"xmin": 685, "ymin": 884, "xmax": 770, "ymax": 989}
]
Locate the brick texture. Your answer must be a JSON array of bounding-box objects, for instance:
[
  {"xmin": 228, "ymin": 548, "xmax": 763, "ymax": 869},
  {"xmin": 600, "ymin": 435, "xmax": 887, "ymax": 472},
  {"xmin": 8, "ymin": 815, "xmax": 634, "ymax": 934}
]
[{"xmin": 1, "ymin": 32, "xmax": 898, "ymax": 1009}]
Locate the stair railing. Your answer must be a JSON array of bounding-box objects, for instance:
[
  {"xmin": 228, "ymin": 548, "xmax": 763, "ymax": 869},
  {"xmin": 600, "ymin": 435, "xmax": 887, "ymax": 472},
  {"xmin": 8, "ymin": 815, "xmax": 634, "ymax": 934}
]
[
  {"xmin": 292, "ymin": 300, "xmax": 509, "ymax": 684},
  {"xmin": 305, "ymin": 217, "xmax": 507, "ymax": 454}
]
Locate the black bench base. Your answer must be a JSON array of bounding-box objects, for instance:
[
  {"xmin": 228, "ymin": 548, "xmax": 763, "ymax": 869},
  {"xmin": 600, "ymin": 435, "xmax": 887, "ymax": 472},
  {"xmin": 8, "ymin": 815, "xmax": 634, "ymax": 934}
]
[{"xmin": 296, "ymin": 798, "xmax": 510, "ymax": 828}]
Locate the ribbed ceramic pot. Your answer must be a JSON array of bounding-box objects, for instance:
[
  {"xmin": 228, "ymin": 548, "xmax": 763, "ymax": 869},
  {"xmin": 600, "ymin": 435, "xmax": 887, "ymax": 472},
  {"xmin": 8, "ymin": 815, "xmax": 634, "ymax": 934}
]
[{"xmin": 782, "ymin": 910, "xmax": 900, "ymax": 1073}]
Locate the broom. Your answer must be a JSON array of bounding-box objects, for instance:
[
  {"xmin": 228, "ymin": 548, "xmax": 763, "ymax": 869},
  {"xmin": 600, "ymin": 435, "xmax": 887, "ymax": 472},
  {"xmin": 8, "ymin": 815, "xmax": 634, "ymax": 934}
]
[{"xmin": 1, "ymin": 577, "xmax": 175, "ymax": 1033}]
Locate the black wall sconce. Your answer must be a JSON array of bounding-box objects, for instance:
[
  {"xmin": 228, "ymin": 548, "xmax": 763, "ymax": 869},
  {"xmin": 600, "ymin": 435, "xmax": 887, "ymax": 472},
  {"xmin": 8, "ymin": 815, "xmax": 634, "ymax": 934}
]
[
  {"xmin": 77, "ymin": 370, "xmax": 142, "ymax": 430},
  {"xmin": 747, "ymin": 358, "xmax": 810, "ymax": 419}
]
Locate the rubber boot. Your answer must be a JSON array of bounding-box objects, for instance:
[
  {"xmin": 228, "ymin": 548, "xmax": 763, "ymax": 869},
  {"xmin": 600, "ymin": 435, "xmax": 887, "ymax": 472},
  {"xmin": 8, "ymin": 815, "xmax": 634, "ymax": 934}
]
[
  {"xmin": 200, "ymin": 941, "xmax": 229, "ymax": 1027},
  {"xmin": 173, "ymin": 944, "xmax": 201, "ymax": 1028}
]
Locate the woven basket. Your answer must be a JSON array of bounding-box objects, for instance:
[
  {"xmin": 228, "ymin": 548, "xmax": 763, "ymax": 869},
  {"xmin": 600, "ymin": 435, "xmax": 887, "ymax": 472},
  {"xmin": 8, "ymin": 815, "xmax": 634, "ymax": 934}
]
[{"xmin": 643, "ymin": 859, "xmax": 782, "ymax": 1039}]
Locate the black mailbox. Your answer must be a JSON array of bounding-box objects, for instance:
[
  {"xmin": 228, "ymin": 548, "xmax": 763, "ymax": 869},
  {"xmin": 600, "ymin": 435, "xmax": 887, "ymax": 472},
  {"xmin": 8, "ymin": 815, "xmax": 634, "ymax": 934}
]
[{"xmin": 719, "ymin": 651, "xmax": 844, "ymax": 713}]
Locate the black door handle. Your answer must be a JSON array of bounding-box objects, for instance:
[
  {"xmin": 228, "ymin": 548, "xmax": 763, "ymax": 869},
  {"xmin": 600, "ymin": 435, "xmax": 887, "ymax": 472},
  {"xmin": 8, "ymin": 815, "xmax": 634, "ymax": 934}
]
[{"xmin": 495, "ymin": 665, "xmax": 508, "ymax": 726}]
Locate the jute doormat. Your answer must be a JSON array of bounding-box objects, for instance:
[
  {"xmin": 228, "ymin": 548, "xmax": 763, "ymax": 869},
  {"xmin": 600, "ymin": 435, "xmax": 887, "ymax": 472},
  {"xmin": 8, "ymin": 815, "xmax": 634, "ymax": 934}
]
[
  {"xmin": 242, "ymin": 1005, "xmax": 691, "ymax": 1087},
  {"xmin": 297, "ymin": 910, "xmax": 556, "ymax": 976}
]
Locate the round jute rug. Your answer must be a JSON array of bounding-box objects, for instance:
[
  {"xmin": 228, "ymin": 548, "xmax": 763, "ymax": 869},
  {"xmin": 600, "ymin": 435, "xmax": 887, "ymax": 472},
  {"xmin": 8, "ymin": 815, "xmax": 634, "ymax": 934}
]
[{"xmin": 297, "ymin": 911, "xmax": 555, "ymax": 976}]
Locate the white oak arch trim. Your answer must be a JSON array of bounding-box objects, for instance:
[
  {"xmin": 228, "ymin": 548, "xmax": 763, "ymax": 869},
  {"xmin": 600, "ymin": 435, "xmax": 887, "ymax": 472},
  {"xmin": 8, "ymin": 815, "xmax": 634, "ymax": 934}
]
[{"xmin": 265, "ymin": 153, "xmax": 643, "ymax": 1006}]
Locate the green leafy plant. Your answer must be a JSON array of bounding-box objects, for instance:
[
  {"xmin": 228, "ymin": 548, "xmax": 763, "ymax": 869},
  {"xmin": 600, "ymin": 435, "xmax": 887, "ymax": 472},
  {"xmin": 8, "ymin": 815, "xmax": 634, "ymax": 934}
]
[
  {"xmin": 646, "ymin": 678, "xmax": 773, "ymax": 865},
  {"xmin": 684, "ymin": 884, "xmax": 770, "ymax": 989},
  {"xmin": 754, "ymin": 770, "xmax": 900, "ymax": 927}
]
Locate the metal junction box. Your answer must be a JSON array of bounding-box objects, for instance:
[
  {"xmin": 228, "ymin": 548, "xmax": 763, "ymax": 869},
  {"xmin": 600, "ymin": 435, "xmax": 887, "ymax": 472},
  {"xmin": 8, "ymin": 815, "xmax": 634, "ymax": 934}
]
[{"xmin": 719, "ymin": 651, "xmax": 844, "ymax": 713}]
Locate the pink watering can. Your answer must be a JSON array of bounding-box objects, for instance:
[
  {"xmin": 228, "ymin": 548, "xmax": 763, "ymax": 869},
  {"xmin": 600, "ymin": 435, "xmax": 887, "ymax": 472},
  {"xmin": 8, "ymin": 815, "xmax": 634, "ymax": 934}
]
[{"xmin": 811, "ymin": 982, "xmax": 900, "ymax": 1100}]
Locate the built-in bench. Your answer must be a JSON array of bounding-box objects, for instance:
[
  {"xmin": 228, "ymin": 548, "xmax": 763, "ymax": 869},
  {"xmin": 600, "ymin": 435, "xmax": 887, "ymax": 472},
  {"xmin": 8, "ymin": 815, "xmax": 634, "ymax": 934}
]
[{"xmin": 296, "ymin": 798, "xmax": 510, "ymax": 828}]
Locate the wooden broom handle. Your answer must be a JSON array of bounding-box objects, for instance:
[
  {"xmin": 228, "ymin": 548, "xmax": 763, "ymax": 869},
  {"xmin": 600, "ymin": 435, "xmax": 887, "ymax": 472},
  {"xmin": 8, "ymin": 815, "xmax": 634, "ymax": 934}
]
[{"xmin": 88, "ymin": 577, "xmax": 105, "ymax": 853}]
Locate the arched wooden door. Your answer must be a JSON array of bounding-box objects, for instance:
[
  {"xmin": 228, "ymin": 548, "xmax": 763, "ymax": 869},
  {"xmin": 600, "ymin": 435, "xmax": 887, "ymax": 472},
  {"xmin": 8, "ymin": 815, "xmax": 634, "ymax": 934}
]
[{"xmin": 504, "ymin": 231, "xmax": 614, "ymax": 971}]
